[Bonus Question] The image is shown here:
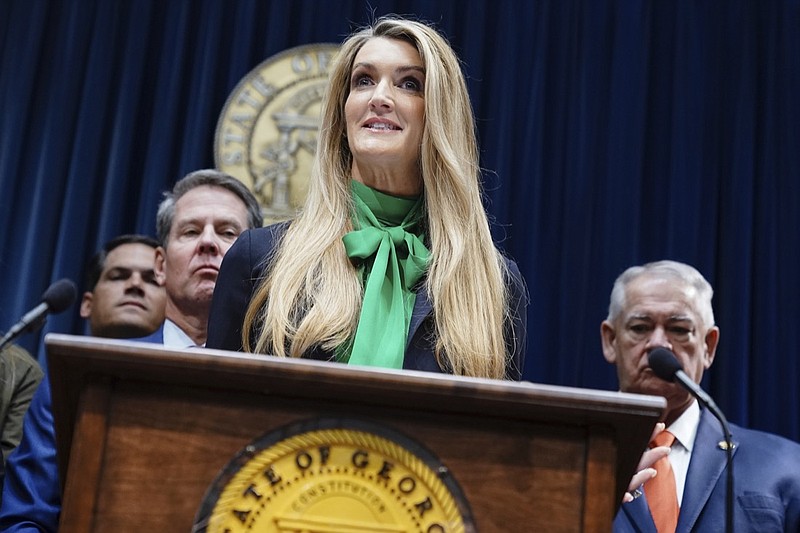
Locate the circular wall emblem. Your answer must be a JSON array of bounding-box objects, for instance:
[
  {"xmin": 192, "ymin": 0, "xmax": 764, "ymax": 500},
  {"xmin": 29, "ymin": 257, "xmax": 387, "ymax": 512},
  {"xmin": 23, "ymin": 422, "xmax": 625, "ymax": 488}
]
[
  {"xmin": 214, "ymin": 43, "xmax": 339, "ymax": 224},
  {"xmin": 193, "ymin": 418, "xmax": 475, "ymax": 532}
]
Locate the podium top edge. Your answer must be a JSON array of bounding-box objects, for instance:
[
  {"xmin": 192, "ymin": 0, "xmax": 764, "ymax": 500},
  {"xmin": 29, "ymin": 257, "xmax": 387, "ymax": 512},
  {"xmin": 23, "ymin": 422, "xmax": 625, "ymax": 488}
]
[{"xmin": 45, "ymin": 333, "xmax": 666, "ymax": 417}]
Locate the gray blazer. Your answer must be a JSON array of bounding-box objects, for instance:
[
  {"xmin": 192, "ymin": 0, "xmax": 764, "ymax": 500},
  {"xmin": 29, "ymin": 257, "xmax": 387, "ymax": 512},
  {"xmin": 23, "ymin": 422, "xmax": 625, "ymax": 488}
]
[{"xmin": 0, "ymin": 344, "xmax": 43, "ymax": 463}]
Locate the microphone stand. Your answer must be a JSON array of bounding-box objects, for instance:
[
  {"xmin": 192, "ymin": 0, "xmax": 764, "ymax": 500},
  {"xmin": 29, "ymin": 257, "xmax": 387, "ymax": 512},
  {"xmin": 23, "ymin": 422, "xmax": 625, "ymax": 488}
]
[
  {"xmin": 649, "ymin": 349, "xmax": 734, "ymax": 533},
  {"xmin": 708, "ymin": 404, "xmax": 734, "ymax": 533},
  {"xmin": 674, "ymin": 372, "xmax": 735, "ymax": 533},
  {"xmin": 0, "ymin": 314, "xmax": 47, "ymax": 352}
]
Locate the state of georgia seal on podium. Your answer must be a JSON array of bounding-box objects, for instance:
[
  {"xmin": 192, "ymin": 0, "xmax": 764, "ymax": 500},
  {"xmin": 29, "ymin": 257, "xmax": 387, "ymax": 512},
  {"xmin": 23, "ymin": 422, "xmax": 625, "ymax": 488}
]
[{"xmin": 192, "ymin": 418, "xmax": 476, "ymax": 532}]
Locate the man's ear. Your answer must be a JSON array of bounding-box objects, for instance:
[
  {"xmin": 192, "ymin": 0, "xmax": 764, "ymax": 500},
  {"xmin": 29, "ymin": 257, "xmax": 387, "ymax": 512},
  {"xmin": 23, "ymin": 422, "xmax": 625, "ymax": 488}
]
[
  {"xmin": 600, "ymin": 321, "xmax": 618, "ymax": 364},
  {"xmin": 79, "ymin": 292, "xmax": 93, "ymax": 319},
  {"xmin": 154, "ymin": 246, "xmax": 166, "ymax": 283},
  {"xmin": 703, "ymin": 325, "xmax": 720, "ymax": 369}
]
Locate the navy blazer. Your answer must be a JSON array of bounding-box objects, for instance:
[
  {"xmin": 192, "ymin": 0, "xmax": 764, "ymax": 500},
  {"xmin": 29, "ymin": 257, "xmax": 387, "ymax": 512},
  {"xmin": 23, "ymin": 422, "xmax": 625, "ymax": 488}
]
[
  {"xmin": 207, "ymin": 224, "xmax": 528, "ymax": 379},
  {"xmin": 614, "ymin": 408, "xmax": 800, "ymax": 532}
]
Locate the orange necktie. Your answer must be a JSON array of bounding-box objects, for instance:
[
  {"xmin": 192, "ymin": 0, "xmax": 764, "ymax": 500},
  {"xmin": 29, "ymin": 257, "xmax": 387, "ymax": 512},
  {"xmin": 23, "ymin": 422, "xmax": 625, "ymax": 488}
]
[{"xmin": 645, "ymin": 431, "xmax": 679, "ymax": 533}]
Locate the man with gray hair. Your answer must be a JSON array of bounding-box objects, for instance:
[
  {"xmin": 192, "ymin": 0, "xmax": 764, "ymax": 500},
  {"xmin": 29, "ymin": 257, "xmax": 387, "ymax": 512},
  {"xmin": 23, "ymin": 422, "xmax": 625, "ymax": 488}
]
[
  {"xmin": 602, "ymin": 260, "xmax": 800, "ymax": 532},
  {"xmin": 153, "ymin": 169, "xmax": 262, "ymax": 347},
  {"xmin": 0, "ymin": 169, "xmax": 262, "ymax": 530}
]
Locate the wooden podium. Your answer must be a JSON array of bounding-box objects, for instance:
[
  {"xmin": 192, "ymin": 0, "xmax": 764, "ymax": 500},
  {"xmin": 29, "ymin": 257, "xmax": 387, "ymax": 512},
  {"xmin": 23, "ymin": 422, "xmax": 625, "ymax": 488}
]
[{"xmin": 45, "ymin": 334, "xmax": 664, "ymax": 532}]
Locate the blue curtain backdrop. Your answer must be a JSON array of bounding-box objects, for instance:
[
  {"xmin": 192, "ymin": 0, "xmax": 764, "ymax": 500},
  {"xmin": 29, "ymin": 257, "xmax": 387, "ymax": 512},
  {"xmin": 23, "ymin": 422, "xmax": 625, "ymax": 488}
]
[{"xmin": 1, "ymin": 0, "xmax": 798, "ymax": 443}]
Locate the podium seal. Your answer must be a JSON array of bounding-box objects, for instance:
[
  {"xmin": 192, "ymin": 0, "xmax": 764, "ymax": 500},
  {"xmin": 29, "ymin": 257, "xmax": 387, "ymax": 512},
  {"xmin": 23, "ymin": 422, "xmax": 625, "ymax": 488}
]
[{"xmin": 193, "ymin": 418, "xmax": 475, "ymax": 532}]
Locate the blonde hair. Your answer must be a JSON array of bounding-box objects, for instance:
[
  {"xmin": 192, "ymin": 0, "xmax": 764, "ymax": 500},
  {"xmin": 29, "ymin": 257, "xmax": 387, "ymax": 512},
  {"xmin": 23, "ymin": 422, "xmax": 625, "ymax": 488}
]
[{"xmin": 243, "ymin": 16, "xmax": 517, "ymax": 379}]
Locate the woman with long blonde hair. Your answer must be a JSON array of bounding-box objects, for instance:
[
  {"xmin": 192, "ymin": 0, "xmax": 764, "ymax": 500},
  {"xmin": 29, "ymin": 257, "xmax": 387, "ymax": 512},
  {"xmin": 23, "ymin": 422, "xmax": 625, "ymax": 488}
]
[{"xmin": 207, "ymin": 16, "xmax": 527, "ymax": 380}]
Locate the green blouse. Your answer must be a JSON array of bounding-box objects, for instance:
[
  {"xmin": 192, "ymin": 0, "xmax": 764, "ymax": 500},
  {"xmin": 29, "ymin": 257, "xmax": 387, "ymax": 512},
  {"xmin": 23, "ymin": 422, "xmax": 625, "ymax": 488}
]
[{"xmin": 339, "ymin": 180, "xmax": 430, "ymax": 368}]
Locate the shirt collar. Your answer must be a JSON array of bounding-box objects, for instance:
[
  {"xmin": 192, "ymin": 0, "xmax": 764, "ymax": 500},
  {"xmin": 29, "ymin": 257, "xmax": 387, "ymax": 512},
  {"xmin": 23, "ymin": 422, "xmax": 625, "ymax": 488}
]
[
  {"xmin": 162, "ymin": 318, "xmax": 200, "ymax": 349},
  {"xmin": 666, "ymin": 399, "xmax": 700, "ymax": 453}
]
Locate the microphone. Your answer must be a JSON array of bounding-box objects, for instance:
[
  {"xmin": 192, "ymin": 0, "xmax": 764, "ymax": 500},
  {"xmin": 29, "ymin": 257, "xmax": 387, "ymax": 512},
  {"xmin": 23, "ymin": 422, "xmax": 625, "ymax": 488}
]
[
  {"xmin": 0, "ymin": 278, "xmax": 78, "ymax": 351},
  {"xmin": 648, "ymin": 347, "xmax": 734, "ymax": 533},
  {"xmin": 648, "ymin": 347, "xmax": 727, "ymax": 422}
]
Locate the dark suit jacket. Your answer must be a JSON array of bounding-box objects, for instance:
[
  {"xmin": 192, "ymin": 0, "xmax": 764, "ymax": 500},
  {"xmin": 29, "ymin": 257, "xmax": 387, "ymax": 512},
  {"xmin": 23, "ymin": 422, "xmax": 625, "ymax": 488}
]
[
  {"xmin": 207, "ymin": 223, "xmax": 528, "ymax": 379},
  {"xmin": 614, "ymin": 408, "xmax": 800, "ymax": 532}
]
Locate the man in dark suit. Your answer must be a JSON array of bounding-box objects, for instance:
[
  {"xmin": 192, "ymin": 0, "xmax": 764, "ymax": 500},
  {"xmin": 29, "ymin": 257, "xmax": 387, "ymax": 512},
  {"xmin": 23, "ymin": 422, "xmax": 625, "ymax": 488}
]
[
  {"xmin": 601, "ymin": 260, "xmax": 800, "ymax": 532},
  {"xmin": 0, "ymin": 169, "xmax": 262, "ymax": 531}
]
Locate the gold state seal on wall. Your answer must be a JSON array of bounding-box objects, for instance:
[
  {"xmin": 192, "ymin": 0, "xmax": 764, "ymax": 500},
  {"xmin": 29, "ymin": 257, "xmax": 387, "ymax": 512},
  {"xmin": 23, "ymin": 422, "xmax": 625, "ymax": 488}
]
[
  {"xmin": 193, "ymin": 418, "xmax": 476, "ymax": 532},
  {"xmin": 214, "ymin": 44, "xmax": 339, "ymax": 224}
]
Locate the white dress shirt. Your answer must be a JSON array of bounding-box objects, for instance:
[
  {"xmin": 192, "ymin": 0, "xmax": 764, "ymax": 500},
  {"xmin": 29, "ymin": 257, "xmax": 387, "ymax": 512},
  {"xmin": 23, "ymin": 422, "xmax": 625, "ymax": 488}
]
[
  {"xmin": 162, "ymin": 318, "xmax": 202, "ymax": 349},
  {"xmin": 665, "ymin": 399, "xmax": 700, "ymax": 507}
]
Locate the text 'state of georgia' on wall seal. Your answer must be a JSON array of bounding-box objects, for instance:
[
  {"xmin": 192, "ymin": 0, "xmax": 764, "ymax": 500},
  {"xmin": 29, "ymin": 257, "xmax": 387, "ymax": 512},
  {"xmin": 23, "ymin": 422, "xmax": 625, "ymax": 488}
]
[{"xmin": 214, "ymin": 43, "xmax": 340, "ymax": 224}]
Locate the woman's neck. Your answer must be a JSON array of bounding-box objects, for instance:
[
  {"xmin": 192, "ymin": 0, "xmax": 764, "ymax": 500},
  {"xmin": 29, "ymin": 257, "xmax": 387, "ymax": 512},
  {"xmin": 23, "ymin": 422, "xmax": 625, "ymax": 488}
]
[{"xmin": 351, "ymin": 163, "xmax": 422, "ymax": 197}]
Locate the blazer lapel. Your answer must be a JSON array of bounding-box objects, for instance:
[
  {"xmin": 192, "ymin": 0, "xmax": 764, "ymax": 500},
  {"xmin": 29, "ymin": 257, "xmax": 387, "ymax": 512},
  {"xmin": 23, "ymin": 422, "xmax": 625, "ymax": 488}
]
[
  {"xmin": 406, "ymin": 289, "xmax": 433, "ymax": 348},
  {"xmin": 677, "ymin": 409, "xmax": 738, "ymax": 531}
]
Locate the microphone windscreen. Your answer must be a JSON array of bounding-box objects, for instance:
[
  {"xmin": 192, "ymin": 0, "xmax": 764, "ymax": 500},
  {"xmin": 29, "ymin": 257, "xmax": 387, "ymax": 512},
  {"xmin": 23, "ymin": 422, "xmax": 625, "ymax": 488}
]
[
  {"xmin": 648, "ymin": 347, "xmax": 683, "ymax": 381},
  {"xmin": 42, "ymin": 278, "xmax": 78, "ymax": 313}
]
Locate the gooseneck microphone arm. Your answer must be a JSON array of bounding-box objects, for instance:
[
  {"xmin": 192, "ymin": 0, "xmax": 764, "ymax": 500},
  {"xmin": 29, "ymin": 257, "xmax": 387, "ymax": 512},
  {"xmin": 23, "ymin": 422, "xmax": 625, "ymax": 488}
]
[
  {"xmin": 648, "ymin": 347, "xmax": 734, "ymax": 533},
  {"xmin": 0, "ymin": 278, "xmax": 78, "ymax": 352}
]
